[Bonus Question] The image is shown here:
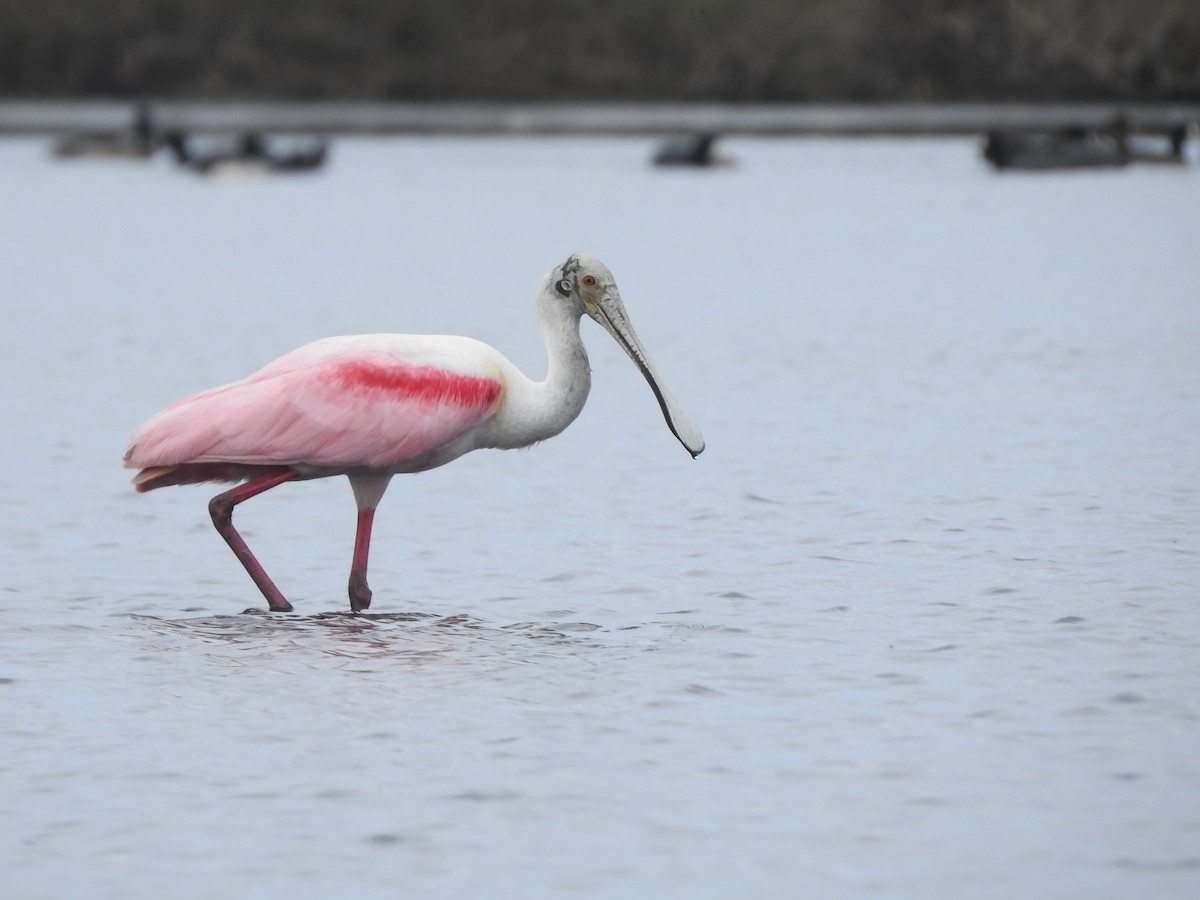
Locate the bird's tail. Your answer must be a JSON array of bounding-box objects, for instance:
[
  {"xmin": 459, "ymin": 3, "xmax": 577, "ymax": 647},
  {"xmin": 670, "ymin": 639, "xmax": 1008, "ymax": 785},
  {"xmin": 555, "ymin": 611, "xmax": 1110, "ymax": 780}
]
[
  {"xmin": 129, "ymin": 464, "xmax": 179, "ymax": 492},
  {"xmin": 125, "ymin": 460, "xmax": 273, "ymax": 492}
]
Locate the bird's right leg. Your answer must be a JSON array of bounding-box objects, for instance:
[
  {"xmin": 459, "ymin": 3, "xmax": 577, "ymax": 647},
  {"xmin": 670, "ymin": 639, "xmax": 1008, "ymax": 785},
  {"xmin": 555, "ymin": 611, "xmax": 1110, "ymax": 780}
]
[
  {"xmin": 208, "ymin": 469, "xmax": 299, "ymax": 612},
  {"xmin": 346, "ymin": 473, "xmax": 392, "ymax": 614},
  {"xmin": 348, "ymin": 507, "xmax": 375, "ymax": 613}
]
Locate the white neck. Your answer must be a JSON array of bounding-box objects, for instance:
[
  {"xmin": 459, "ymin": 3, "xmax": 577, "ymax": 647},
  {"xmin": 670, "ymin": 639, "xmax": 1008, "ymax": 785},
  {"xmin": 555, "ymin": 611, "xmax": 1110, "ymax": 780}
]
[{"xmin": 485, "ymin": 291, "xmax": 592, "ymax": 450}]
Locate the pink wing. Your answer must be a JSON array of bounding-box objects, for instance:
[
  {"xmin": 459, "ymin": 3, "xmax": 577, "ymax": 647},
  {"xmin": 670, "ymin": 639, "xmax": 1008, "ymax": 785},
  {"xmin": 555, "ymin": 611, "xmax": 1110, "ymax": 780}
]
[{"xmin": 125, "ymin": 335, "xmax": 504, "ymax": 474}]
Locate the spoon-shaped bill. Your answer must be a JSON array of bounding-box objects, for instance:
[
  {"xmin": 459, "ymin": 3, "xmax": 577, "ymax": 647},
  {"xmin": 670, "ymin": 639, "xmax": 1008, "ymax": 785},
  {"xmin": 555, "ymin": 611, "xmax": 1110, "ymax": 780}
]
[{"xmin": 590, "ymin": 293, "xmax": 705, "ymax": 458}]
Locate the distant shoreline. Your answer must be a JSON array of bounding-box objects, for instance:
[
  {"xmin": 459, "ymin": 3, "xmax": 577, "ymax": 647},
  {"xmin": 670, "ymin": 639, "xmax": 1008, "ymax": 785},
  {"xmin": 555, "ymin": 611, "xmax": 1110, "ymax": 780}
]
[{"xmin": 4, "ymin": 101, "xmax": 1199, "ymax": 137}]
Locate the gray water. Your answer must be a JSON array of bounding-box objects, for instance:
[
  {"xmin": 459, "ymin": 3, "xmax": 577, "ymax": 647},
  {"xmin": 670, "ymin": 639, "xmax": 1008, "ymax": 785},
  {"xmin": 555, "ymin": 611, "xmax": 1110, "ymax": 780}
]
[{"xmin": 1, "ymin": 136, "xmax": 1197, "ymax": 899}]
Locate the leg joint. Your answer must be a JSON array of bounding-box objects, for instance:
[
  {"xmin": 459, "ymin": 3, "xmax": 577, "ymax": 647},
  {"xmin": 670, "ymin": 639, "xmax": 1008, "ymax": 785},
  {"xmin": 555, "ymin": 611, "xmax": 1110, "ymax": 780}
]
[{"xmin": 208, "ymin": 494, "xmax": 234, "ymax": 528}]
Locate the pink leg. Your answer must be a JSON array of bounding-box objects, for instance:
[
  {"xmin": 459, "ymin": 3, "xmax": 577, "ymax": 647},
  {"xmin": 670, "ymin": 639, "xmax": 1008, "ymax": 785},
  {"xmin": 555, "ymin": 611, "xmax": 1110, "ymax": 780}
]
[
  {"xmin": 208, "ymin": 469, "xmax": 299, "ymax": 612},
  {"xmin": 348, "ymin": 508, "xmax": 375, "ymax": 613}
]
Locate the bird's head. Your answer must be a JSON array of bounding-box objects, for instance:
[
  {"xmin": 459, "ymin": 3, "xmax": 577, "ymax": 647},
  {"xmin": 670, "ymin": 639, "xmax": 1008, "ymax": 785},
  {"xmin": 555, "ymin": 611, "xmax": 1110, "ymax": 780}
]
[
  {"xmin": 549, "ymin": 252, "xmax": 615, "ymax": 317},
  {"xmin": 547, "ymin": 252, "xmax": 704, "ymax": 458}
]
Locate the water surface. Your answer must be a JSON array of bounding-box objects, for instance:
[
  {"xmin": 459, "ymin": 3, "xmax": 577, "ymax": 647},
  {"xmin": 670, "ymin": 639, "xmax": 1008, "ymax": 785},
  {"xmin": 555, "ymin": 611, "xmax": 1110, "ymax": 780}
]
[{"xmin": 0, "ymin": 136, "xmax": 1197, "ymax": 898}]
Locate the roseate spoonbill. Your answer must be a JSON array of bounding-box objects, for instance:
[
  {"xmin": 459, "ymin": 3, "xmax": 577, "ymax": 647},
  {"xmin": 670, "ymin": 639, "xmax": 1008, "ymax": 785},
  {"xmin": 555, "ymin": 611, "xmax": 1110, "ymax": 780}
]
[{"xmin": 124, "ymin": 253, "xmax": 704, "ymax": 613}]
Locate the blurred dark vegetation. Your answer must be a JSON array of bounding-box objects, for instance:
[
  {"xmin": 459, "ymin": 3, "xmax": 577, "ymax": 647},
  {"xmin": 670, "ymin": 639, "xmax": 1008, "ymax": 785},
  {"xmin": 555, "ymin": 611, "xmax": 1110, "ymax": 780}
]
[{"xmin": 2, "ymin": 0, "xmax": 1197, "ymax": 101}]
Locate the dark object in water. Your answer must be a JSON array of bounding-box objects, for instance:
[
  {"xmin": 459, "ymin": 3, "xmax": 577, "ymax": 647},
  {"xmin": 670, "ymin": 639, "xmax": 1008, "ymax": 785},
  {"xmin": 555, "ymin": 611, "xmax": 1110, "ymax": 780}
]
[
  {"xmin": 653, "ymin": 132, "xmax": 729, "ymax": 167},
  {"xmin": 983, "ymin": 118, "xmax": 1194, "ymax": 171},
  {"xmin": 1126, "ymin": 124, "xmax": 1189, "ymax": 164},
  {"xmin": 982, "ymin": 125, "xmax": 1130, "ymax": 171},
  {"xmin": 166, "ymin": 131, "xmax": 329, "ymax": 175},
  {"xmin": 53, "ymin": 103, "xmax": 159, "ymax": 159}
]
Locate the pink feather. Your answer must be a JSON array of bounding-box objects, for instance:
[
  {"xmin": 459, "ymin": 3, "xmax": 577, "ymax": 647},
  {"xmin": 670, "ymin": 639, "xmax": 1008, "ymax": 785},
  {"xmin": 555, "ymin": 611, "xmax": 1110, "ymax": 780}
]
[{"xmin": 125, "ymin": 335, "xmax": 504, "ymax": 487}]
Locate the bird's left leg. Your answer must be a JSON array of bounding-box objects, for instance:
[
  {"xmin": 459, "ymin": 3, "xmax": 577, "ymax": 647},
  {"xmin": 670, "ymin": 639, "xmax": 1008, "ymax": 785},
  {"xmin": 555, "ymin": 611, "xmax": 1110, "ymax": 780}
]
[{"xmin": 208, "ymin": 468, "xmax": 299, "ymax": 612}]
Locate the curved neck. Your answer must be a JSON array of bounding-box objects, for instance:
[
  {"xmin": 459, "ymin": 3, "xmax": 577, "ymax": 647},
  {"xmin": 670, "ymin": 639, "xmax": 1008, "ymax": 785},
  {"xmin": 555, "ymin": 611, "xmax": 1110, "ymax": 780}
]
[
  {"xmin": 487, "ymin": 292, "xmax": 591, "ymax": 451},
  {"xmin": 531, "ymin": 292, "xmax": 592, "ymax": 441}
]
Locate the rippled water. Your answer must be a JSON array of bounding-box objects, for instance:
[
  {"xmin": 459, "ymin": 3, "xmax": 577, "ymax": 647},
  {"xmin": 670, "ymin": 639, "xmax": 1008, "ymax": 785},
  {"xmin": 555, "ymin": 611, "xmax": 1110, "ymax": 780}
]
[{"xmin": 1, "ymin": 135, "xmax": 1197, "ymax": 898}]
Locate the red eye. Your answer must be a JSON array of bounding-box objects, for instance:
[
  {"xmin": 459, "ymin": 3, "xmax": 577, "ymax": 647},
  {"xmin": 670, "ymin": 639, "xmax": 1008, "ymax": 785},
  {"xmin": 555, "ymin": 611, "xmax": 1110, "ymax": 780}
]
[{"xmin": 582, "ymin": 275, "xmax": 596, "ymax": 287}]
